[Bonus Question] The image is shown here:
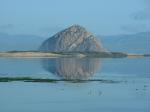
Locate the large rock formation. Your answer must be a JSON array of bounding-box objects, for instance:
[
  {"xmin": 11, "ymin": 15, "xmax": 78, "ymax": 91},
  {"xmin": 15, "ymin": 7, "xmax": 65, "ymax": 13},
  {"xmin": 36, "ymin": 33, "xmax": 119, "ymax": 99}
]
[{"xmin": 40, "ymin": 25, "xmax": 105, "ymax": 52}]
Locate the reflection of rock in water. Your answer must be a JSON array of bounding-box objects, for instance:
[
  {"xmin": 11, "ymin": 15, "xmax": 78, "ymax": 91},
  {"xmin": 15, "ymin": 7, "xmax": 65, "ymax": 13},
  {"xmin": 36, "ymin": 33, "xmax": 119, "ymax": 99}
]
[{"xmin": 42, "ymin": 58, "xmax": 101, "ymax": 80}]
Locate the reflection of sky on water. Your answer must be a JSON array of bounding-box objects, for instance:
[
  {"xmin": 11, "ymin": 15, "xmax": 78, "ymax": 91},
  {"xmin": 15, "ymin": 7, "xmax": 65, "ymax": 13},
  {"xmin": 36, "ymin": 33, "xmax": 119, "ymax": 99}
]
[
  {"xmin": 0, "ymin": 57, "xmax": 150, "ymax": 112},
  {"xmin": 0, "ymin": 57, "xmax": 150, "ymax": 79},
  {"xmin": 42, "ymin": 58, "xmax": 101, "ymax": 80}
]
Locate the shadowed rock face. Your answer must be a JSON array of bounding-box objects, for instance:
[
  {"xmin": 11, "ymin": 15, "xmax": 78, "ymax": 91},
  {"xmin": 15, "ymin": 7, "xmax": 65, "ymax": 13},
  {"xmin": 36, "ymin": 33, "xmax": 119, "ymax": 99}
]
[
  {"xmin": 42, "ymin": 58, "xmax": 101, "ymax": 80},
  {"xmin": 40, "ymin": 25, "xmax": 105, "ymax": 52}
]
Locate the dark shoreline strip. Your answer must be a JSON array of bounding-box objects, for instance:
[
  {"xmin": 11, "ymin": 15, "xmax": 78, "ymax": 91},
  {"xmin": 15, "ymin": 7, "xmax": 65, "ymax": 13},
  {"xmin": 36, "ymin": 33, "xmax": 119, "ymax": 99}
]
[{"xmin": 0, "ymin": 77, "xmax": 120, "ymax": 83}]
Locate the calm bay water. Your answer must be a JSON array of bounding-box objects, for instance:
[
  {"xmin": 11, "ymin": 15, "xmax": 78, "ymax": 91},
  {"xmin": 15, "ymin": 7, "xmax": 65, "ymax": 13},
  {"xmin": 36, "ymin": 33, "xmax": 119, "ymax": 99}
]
[{"xmin": 0, "ymin": 57, "xmax": 150, "ymax": 112}]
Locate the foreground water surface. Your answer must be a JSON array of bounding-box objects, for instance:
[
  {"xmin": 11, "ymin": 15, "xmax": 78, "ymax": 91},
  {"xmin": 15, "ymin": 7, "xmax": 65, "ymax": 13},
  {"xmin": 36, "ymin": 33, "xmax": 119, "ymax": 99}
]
[{"xmin": 0, "ymin": 57, "xmax": 150, "ymax": 112}]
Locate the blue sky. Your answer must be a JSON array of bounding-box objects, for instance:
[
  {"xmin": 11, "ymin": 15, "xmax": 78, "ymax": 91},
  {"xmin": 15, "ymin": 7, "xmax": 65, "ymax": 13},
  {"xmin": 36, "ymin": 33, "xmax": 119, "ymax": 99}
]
[{"xmin": 0, "ymin": 0, "xmax": 150, "ymax": 37}]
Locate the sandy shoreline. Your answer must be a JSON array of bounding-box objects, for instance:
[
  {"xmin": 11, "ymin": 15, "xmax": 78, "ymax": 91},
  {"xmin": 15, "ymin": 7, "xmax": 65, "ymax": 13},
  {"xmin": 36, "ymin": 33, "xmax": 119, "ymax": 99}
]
[
  {"xmin": 0, "ymin": 52, "xmax": 61, "ymax": 58},
  {"xmin": 0, "ymin": 52, "xmax": 86, "ymax": 58},
  {"xmin": 0, "ymin": 51, "xmax": 146, "ymax": 58}
]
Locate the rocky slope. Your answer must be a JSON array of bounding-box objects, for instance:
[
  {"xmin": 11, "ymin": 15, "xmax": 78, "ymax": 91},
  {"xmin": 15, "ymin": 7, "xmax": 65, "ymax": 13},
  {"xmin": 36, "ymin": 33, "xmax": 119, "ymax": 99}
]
[{"xmin": 40, "ymin": 25, "xmax": 105, "ymax": 52}]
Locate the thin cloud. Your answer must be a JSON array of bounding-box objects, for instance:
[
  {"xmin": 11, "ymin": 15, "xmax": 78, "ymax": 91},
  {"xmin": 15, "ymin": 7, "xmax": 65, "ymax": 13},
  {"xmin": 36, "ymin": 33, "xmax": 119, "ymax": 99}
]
[
  {"xmin": 131, "ymin": 0, "xmax": 150, "ymax": 20},
  {"xmin": 0, "ymin": 24, "xmax": 14, "ymax": 30},
  {"xmin": 131, "ymin": 11, "xmax": 150, "ymax": 20}
]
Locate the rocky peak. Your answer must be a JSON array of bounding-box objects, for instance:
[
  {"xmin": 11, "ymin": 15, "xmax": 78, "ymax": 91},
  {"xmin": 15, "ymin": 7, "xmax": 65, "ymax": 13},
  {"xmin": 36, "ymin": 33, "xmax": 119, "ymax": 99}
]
[{"xmin": 40, "ymin": 25, "xmax": 105, "ymax": 52}]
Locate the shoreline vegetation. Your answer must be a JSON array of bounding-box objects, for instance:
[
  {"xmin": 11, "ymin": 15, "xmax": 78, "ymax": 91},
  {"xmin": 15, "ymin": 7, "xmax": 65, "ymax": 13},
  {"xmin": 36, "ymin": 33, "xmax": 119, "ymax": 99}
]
[
  {"xmin": 0, "ymin": 51, "xmax": 148, "ymax": 58},
  {"xmin": 0, "ymin": 77, "xmax": 120, "ymax": 83}
]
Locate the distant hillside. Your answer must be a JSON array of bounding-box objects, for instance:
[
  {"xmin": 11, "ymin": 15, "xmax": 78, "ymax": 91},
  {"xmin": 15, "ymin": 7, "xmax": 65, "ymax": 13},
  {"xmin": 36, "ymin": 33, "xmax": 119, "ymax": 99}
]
[
  {"xmin": 1, "ymin": 31, "xmax": 150, "ymax": 54},
  {"xmin": 0, "ymin": 33, "xmax": 45, "ymax": 51},
  {"xmin": 100, "ymin": 32, "xmax": 150, "ymax": 54}
]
